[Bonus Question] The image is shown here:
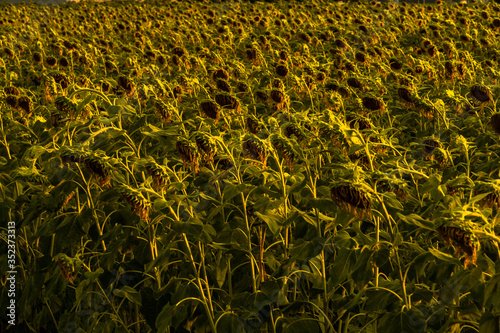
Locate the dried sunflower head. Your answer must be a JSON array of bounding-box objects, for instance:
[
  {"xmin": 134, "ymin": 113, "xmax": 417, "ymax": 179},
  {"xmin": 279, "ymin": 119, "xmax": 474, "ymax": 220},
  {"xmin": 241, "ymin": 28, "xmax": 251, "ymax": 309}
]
[
  {"xmin": 145, "ymin": 162, "xmax": 169, "ymax": 191},
  {"xmin": 242, "ymin": 137, "xmax": 266, "ymax": 167},
  {"xmin": 194, "ymin": 133, "xmax": 214, "ymax": 165},
  {"xmin": 422, "ymin": 139, "xmax": 440, "ymax": 158},
  {"xmin": 212, "ymin": 68, "xmax": 230, "ymax": 81},
  {"xmin": 276, "ymin": 64, "xmax": 289, "ymax": 77},
  {"xmin": 347, "ymin": 77, "xmax": 365, "ymax": 91},
  {"xmin": 83, "ymin": 156, "xmax": 111, "ymax": 187},
  {"xmin": 45, "ymin": 56, "xmax": 57, "ymax": 68},
  {"xmin": 397, "ymin": 87, "xmax": 415, "ymax": 108},
  {"xmin": 5, "ymin": 95, "xmax": 18, "ymax": 109},
  {"xmin": 331, "ymin": 184, "xmax": 371, "ymax": 218},
  {"xmin": 491, "ymin": 114, "xmax": 500, "ymax": 135},
  {"xmin": 246, "ymin": 116, "xmax": 259, "ymax": 134},
  {"xmin": 176, "ymin": 140, "xmax": 199, "ymax": 173},
  {"xmin": 118, "ymin": 186, "xmax": 151, "ymax": 221},
  {"xmin": 362, "ymin": 96, "xmax": 385, "ymax": 113},
  {"xmin": 200, "ymin": 100, "xmax": 220, "ymax": 123},
  {"xmin": 437, "ymin": 225, "xmax": 477, "ymax": 268},
  {"xmin": 215, "ymin": 93, "xmax": 240, "ymax": 112},
  {"xmin": 4, "ymin": 86, "xmax": 20, "ymax": 96},
  {"xmin": 270, "ymin": 133, "xmax": 296, "ymax": 170},
  {"xmin": 215, "ymin": 79, "xmax": 231, "ymax": 93},
  {"xmin": 17, "ymin": 96, "xmax": 32, "ymax": 115},
  {"xmin": 155, "ymin": 100, "xmax": 172, "ymax": 123},
  {"xmin": 470, "ymin": 85, "xmax": 492, "ymax": 105}
]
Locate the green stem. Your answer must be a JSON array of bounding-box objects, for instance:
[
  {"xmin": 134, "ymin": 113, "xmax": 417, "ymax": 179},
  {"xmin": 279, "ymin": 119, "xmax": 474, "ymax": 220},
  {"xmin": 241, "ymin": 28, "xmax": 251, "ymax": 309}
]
[
  {"xmin": 69, "ymin": 88, "xmax": 112, "ymax": 106},
  {"xmin": 182, "ymin": 234, "xmax": 217, "ymax": 333}
]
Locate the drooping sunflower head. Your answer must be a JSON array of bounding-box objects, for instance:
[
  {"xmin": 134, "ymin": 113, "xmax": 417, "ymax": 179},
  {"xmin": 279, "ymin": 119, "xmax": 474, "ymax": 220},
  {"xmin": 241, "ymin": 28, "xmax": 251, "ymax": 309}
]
[
  {"xmin": 470, "ymin": 85, "xmax": 492, "ymax": 105},
  {"xmin": 194, "ymin": 133, "xmax": 215, "ymax": 165},
  {"xmin": 242, "ymin": 136, "xmax": 267, "ymax": 167},
  {"xmin": 362, "ymin": 96, "xmax": 385, "ymax": 113},
  {"xmin": 437, "ymin": 224, "xmax": 478, "ymax": 268},
  {"xmin": 45, "ymin": 56, "xmax": 57, "ymax": 68},
  {"xmin": 215, "ymin": 93, "xmax": 240, "ymax": 112},
  {"xmin": 176, "ymin": 140, "xmax": 199, "ymax": 173},
  {"xmin": 422, "ymin": 139, "xmax": 441, "ymax": 158},
  {"xmin": 275, "ymin": 64, "xmax": 289, "ymax": 77},
  {"xmin": 83, "ymin": 155, "xmax": 111, "ymax": 187},
  {"xmin": 331, "ymin": 184, "xmax": 371, "ymax": 218},
  {"xmin": 4, "ymin": 86, "xmax": 20, "ymax": 96},
  {"xmin": 200, "ymin": 100, "xmax": 220, "ymax": 123},
  {"xmin": 397, "ymin": 87, "xmax": 415, "ymax": 108},
  {"xmin": 270, "ymin": 133, "xmax": 296, "ymax": 170},
  {"xmin": 491, "ymin": 113, "xmax": 500, "ymax": 135},
  {"xmin": 246, "ymin": 116, "xmax": 259, "ymax": 134},
  {"xmin": 118, "ymin": 185, "xmax": 151, "ymax": 222}
]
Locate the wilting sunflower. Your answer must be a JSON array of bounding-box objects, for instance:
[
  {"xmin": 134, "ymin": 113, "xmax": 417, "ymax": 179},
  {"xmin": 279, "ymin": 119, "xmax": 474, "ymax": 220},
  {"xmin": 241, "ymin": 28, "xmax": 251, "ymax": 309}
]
[
  {"xmin": 212, "ymin": 68, "xmax": 230, "ymax": 81},
  {"xmin": 33, "ymin": 52, "xmax": 42, "ymax": 64},
  {"xmin": 246, "ymin": 116, "xmax": 259, "ymax": 134},
  {"xmin": 117, "ymin": 76, "xmax": 134, "ymax": 97},
  {"xmin": 347, "ymin": 77, "xmax": 366, "ymax": 91},
  {"xmin": 176, "ymin": 140, "xmax": 199, "ymax": 173},
  {"xmin": 155, "ymin": 100, "xmax": 171, "ymax": 123},
  {"xmin": 215, "ymin": 79, "xmax": 231, "ymax": 93},
  {"xmin": 284, "ymin": 123, "xmax": 304, "ymax": 143},
  {"xmin": 195, "ymin": 134, "xmax": 214, "ymax": 165},
  {"xmin": 4, "ymin": 86, "xmax": 20, "ymax": 96},
  {"xmin": 118, "ymin": 186, "xmax": 151, "ymax": 222},
  {"xmin": 242, "ymin": 138, "xmax": 266, "ymax": 167},
  {"xmin": 215, "ymin": 93, "xmax": 240, "ymax": 112},
  {"xmin": 145, "ymin": 162, "xmax": 169, "ymax": 191},
  {"xmin": 470, "ymin": 85, "xmax": 492, "ymax": 105},
  {"xmin": 398, "ymin": 87, "xmax": 415, "ymax": 108},
  {"xmin": 275, "ymin": 64, "xmax": 289, "ymax": 77},
  {"xmin": 491, "ymin": 113, "xmax": 500, "ymax": 135},
  {"xmin": 200, "ymin": 100, "xmax": 220, "ymax": 123},
  {"xmin": 55, "ymin": 96, "xmax": 77, "ymax": 118},
  {"xmin": 422, "ymin": 139, "xmax": 440, "ymax": 159},
  {"xmin": 474, "ymin": 183, "xmax": 500, "ymax": 211},
  {"xmin": 57, "ymin": 258, "xmax": 75, "ymax": 284},
  {"xmin": 83, "ymin": 156, "xmax": 111, "ymax": 187},
  {"xmin": 5, "ymin": 95, "xmax": 18, "ymax": 110},
  {"xmin": 437, "ymin": 225, "xmax": 477, "ymax": 268},
  {"xmin": 17, "ymin": 96, "xmax": 32, "ymax": 115},
  {"xmin": 270, "ymin": 133, "xmax": 296, "ymax": 170},
  {"xmin": 45, "ymin": 56, "xmax": 57, "ymax": 68},
  {"xmin": 331, "ymin": 184, "xmax": 371, "ymax": 218},
  {"xmin": 362, "ymin": 96, "xmax": 385, "ymax": 114}
]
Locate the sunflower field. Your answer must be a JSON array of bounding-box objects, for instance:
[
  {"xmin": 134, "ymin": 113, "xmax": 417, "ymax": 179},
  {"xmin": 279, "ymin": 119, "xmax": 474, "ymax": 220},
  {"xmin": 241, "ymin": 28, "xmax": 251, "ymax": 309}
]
[{"xmin": 1, "ymin": 0, "xmax": 500, "ymax": 332}]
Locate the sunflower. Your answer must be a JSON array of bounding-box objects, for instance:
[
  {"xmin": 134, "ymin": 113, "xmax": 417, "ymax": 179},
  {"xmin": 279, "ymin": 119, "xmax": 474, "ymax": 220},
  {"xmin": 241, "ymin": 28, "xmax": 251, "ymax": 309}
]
[
  {"xmin": 470, "ymin": 85, "xmax": 492, "ymax": 105},
  {"xmin": 490, "ymin": 113, "xmax": 500, "ymax": 135},
  {"xmin": 84, "ymin": 157, "xmax": 111, "ymax": 187},
  {"xmin": 275, "ymin": 64, "xmax": 289, "ymax": 77},
  {"xmin": 437, "ymin": 226, "xmax": 477, "ymax": 268},
  {"xmin": 246, "ymin": 116, "xmax": 259, "ymax": 134},
  {"xmin": 242, "ymin": 138, "xmax": 266, "ymax": 167},
  {"xmin": 199, "ymin": 100, "xmax": 220, "ymax": 122},
  {"xmin": 176, "ymin": 141, "xmax": 199, "ymax": 173},
  {"xmin": 398, "ymin": 87, "xmax": 415, "ymax": 108},
  {"xmin": 4, "ymin": 86, "xmax": 20, "ymax": 96},
  {"xmin": 215, "ymin": 79, "xmax": 231, "ymax": 93},
  {"xmin": 422, "ymin": 139, "xmax": 440, "ymax": 158},
  {"xmin": 215, "ymin": 94, "xmax": 240, "ymax": 112},
  {"xmin": 331, "ymin": 185, "xmax": 371, "ymax": 218},
  {"xmin": 45, "ymin": 56, "xmax": 57, "ymax": 68},
  {"xmin": 362, "ymin": 96, "xmax": 385, "ymax": 113}
]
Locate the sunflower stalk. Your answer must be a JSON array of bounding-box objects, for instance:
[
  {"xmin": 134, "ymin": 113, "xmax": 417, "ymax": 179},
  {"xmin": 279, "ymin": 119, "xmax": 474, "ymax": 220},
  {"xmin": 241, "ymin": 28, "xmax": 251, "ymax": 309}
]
[{"xmin": 182, "ymin": 234, "xmax": 217, "ymax": 333}]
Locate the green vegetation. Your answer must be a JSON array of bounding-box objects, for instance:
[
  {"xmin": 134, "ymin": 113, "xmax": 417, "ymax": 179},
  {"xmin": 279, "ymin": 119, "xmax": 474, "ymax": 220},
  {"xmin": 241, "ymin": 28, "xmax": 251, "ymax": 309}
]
[{"xmin": 1, "ymin": 0, "xmax": 500, "ymax": 332}]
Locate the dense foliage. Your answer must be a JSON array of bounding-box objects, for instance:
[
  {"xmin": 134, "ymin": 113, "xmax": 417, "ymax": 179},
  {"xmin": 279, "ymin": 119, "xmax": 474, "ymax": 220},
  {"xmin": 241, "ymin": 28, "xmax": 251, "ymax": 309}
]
[{"xmin": 1, "ymin": 0, "xmax": 500, "ymax": 332}]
